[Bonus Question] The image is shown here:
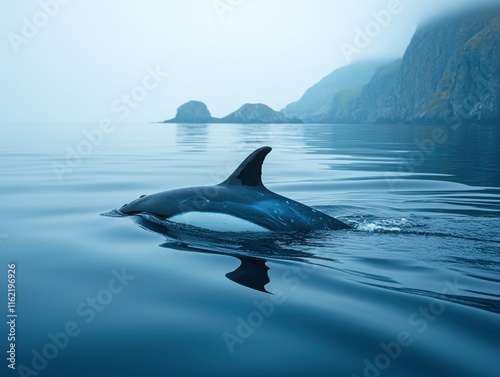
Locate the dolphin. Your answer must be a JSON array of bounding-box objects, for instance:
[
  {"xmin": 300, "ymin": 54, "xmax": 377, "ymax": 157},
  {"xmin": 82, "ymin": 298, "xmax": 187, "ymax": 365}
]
[{"xmin": 119, "ymin": 146, "xmax": 351, "ymax": 232}]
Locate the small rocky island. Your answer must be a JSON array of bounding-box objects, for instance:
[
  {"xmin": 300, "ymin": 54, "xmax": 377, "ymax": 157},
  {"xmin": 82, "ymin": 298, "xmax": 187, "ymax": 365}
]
[
  {"xmin": 167, "ymin": 101, "xmax": 214, "ymax": 123},
  {"xmin": 164, "ymin": 101, "xmax": 302, "ymax": 124}
]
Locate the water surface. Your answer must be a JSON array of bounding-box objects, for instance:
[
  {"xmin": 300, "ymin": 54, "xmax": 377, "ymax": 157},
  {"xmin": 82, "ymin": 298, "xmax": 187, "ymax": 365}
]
[{"xmin": 1, "ymin": 122, "xmax": 499, "ymax": 377}]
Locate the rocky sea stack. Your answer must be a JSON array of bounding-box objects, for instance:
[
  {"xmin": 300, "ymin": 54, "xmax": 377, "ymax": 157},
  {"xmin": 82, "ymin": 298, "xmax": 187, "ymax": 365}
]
[
  {"xmin": 221, "ymin": 104, "xmax": 302, "ymax": 124},
  {"xmin": 164, "ymin": 100, "xmax": 216, "ymax": 123}
]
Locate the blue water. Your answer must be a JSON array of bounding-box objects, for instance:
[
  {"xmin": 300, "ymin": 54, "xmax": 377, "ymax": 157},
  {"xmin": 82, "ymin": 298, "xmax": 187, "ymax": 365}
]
[{"xmin": 1, "ymin": 122, "xmax": 499, "ymax": 377}]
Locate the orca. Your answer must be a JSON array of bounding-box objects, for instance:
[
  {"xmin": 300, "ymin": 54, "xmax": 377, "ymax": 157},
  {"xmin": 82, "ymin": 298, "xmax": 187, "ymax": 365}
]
[{"xmin": 119, "ymin": 146, "xmax": 351, "ymax": 231}]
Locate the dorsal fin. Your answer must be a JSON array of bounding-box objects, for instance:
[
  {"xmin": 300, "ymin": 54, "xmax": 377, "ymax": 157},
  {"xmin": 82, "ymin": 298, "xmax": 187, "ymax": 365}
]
[{"xmin": 220, "ymin": 146, "xmax": 272, "ymax": 187}]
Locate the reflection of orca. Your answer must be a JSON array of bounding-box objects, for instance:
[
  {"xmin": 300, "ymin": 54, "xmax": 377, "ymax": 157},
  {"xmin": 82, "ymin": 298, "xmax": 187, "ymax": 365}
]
[
  {"xmin": 120, "ymin": 146, "xmax": 351, "ymax": 232},
  {"xmin": 225, "ymin": 257, "xmax": 270, "ymax": 293},
  {"xmin": 131, "ymin": 215, "xmax": 326, "ymax": 293}
]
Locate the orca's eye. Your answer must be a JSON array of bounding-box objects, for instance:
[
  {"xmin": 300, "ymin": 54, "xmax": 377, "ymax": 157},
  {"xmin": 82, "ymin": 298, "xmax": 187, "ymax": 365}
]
[{"xmin": 140, "ymin": 195, "xmax": 146, "ymax": 198}]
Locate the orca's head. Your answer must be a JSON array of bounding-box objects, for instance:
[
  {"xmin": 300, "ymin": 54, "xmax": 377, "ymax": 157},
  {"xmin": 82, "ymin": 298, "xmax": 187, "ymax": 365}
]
[{"xmin": 119, "ymin": 194, "xmax": 148, "ymax": 215}]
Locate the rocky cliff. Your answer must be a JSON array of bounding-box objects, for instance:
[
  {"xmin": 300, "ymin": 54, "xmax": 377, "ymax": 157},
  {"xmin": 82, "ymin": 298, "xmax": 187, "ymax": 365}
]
[
  {"xmin": 296, "ymin": 7, "xmax": 500, "ymax": 124},
  {"xmin": 282, "ymin": 60, "xmax": 391, "ymax": 123},
  {"xmin": 326, "ymin": 59, "xmax": 402, "ymax": 123}
]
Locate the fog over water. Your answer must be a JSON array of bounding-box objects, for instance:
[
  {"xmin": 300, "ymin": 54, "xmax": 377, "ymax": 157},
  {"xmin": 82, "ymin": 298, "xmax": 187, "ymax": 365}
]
[{"xmin": 2, "ymin": 0, "xmax": 499, "ymax": 122}]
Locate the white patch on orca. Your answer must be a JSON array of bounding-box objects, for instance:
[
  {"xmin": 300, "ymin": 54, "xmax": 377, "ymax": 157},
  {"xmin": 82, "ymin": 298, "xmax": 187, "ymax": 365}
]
[{"xmin": 168, "ymin": 212, "xmax": 270, "ymax": 232}]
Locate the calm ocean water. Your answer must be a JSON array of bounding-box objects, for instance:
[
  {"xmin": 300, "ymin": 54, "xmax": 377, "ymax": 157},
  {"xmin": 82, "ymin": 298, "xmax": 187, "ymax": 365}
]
[{"xmin": 1, "ymin": 122, "xmax": 499, "ymax": 377}]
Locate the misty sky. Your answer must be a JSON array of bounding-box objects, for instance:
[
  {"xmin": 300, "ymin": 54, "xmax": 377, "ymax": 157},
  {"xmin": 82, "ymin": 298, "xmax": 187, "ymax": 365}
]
[{"xmin": 2, "ymin": 0, "xmax": 498, "ymax": 123}]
